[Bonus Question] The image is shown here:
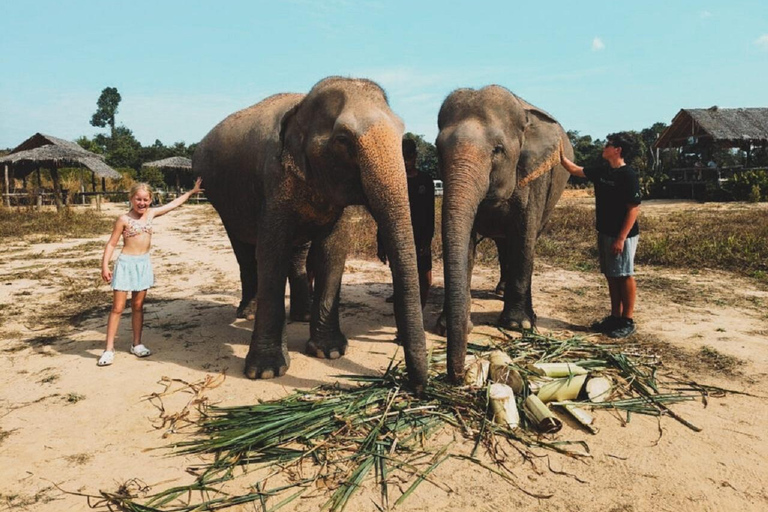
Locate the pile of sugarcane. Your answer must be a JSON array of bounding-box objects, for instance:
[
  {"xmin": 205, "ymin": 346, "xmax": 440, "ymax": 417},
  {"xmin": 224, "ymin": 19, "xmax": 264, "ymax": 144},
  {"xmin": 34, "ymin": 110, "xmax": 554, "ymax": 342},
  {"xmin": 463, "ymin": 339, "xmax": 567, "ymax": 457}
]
[{"xmin": 92, "ymin": 330, "xmax": 733, "ymax": 512}]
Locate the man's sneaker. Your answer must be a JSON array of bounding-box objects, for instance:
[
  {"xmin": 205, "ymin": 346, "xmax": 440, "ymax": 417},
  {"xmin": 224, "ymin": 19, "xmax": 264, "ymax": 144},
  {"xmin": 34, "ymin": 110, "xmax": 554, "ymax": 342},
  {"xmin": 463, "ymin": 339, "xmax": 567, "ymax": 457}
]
[
  {"xmin": 590, "ymin": 315, "xmax": 621, "ymax": 333},
  {"xmin": 607, "ymin": 318, "xmax": 637, "ymax": 339}
]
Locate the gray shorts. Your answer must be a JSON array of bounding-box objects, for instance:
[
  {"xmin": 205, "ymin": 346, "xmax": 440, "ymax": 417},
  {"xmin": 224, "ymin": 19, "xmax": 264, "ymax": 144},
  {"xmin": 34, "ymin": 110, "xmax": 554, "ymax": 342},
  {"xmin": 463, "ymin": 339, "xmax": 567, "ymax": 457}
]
[{"xmin": 598, "ymin": 233, "xmax": 638, "ymax": 277}]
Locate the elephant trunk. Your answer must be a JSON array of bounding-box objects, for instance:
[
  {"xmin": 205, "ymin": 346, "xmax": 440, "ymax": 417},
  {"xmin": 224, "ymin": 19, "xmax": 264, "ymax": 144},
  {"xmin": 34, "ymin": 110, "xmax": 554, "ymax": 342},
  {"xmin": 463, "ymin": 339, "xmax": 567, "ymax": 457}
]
[
  {"xmin": 442, "ymin": 144, "xmax": 490, "ymax": 383},
  {"xmin": 358, "ymin": 122, "xmax": 428, "ymax": 394}
]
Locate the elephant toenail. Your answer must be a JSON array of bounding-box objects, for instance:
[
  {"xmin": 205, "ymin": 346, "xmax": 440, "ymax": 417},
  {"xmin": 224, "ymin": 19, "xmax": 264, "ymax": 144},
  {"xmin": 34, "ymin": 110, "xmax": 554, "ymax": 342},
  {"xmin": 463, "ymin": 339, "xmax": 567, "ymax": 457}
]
[
  {"xmin": 328, "ymin": 350, "xmax": 340, "ymax": 360},
  {"xmin": 261, "ymin": 369, "xmax": 275, "ymax": 379}
]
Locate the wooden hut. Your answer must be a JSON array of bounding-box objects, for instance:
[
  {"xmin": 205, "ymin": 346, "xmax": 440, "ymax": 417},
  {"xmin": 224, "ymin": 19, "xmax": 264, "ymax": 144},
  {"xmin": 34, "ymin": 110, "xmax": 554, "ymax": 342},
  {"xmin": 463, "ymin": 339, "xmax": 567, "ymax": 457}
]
[
  {"xmin": 654, "ymin": 107, "xmax": 768, "ymax": 198},
  {"xmin": 141, "ymin": 156, "xmax": 192, "ymax": 195},
  {"xmin": 1, "ymin": 133, "xmax": 120, "ymax": 210}
]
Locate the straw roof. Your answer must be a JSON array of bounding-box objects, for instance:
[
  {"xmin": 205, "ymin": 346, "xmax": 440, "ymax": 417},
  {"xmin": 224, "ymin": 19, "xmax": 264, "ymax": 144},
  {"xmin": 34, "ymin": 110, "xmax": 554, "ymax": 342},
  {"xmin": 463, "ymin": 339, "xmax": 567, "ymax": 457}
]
[
  {"xmin": 655, "ymin": 107, "xmax": 768, "ymax": 149},
  {"xmin": 0, "ymin": 133, "xmax": 121, "ymax": 179},
  {"xmin": 142, "ymin": 156, "xmax": 192, "ymax": 170}
]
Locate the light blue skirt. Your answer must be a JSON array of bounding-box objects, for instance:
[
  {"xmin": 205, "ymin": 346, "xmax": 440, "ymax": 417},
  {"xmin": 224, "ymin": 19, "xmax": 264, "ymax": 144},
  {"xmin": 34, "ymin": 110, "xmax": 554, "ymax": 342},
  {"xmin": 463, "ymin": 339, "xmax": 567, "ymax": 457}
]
[{"xmin": 112, "ymin": 253, "xmax": 154, "ymax": 291}]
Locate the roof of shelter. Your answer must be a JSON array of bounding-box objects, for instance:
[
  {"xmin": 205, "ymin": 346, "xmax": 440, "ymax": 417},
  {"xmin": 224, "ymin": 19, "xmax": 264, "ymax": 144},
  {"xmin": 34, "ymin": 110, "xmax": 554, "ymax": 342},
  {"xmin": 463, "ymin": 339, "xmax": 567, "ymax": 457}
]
[
  {"xmin": 0, "ymin": 133, "xmax": 120, "ymax": 179},
  {"xmin": 142, "ymin": 156, "xmax": 192, "ymax": 170},
  {"xmin": 655, "ymin": 107, "xmax": 768, "ymax": 149}
]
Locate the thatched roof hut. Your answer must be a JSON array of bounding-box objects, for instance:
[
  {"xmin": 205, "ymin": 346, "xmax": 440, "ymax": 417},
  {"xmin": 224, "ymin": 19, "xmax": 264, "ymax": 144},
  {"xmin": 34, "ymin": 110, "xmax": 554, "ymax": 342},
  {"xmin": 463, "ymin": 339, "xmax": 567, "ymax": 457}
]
[
  {"xmin": 654, "ymin": 107, "xmax": 768, "ymax": 149},
  {"xmin": 1, "ymin": 133, "xmax": 120, "ymax": 209},
  {"xmin": 142, "ymin": 156, "xmax": 192, "ymax": 193},
  {"xmin": 142, "ymin": 156, "xmax": 192, "ymax": 170},
  {"xmin": 1, "ymin": 133, "xmax": 120, "ymax": 179}
]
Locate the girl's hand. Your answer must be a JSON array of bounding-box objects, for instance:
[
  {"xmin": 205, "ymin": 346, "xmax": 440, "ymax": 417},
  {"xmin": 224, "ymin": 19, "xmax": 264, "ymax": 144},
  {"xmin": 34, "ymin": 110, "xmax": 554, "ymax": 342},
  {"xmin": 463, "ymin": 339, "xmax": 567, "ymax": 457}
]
[
  {"xmin": 190, "ymin": 177, "xmax": 203, "ymax": 195},
  {"xmin": 102, "ymin": 267, "xmax": 112, "ymax": 283}
]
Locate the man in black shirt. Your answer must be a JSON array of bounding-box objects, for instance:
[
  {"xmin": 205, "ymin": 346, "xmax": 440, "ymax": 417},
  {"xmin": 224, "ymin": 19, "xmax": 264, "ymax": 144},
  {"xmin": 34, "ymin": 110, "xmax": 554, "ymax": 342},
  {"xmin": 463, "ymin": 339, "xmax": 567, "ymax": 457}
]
[
  {"xmin": 559, "ymin": 133, "xmax": 641, "ymax": 338},
  {"xmin": 378, "ymin": 138, "xmax": 435, "ymax": 309}
]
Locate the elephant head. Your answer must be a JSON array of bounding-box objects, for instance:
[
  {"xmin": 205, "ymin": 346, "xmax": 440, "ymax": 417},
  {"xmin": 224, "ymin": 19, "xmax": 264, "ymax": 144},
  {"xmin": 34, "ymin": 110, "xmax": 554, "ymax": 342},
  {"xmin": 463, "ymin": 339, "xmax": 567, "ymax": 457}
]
[
  {"xmin": 437, "ymin": 85, "xmax": 568, "ymax": 383},
  {"xmin": 279, "ymin": 77, "xmax": 428, "ymax": 392}
]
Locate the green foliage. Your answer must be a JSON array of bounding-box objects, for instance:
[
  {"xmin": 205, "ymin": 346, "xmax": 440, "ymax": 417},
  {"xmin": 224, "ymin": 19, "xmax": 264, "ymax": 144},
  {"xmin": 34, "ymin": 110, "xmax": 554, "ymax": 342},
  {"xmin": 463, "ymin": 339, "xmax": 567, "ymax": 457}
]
[
  {"xmin": 404, "ymin": 132, "xmax": 438, "ymax": 179},
  {"xmin": 720, "ymin": 169, "xmax": 768, "ymax": 202},
  {"xmin": 90, "ymin": 86, "xmax": 121, "ymax": 134},
  {"xmin": 138, "ymin": 165, "xmax": 166, "ymax": 190}
]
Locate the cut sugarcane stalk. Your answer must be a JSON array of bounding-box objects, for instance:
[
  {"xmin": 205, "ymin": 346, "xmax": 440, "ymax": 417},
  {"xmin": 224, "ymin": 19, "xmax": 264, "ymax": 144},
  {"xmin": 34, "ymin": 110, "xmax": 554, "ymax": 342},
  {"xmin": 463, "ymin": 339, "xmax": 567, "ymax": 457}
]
[
  {"xmin": 489, "ymin": 383, "xmax": 520, "ymax": 429},
  {"xmin": 523, "ymin": 395, "xmax": 562, "ymax": 434},
  {"xmin": 536, "ymin": 374, "xmax": 588, "ymax": 403},
  {"xmin": 554, "ymin": 401, "xmax": 599, "ymax": 434},
  {"xmin": 528, "ymin": 362, "xmax": 588, "ymax": 377},
  {"xmin": 586, "ymin": 376, "xmax": 612, "ymax": 403},
  {"xmin": 489, "ymin": 350, "xmax": 524, "ymax": 393},
  {"xmin": 464, "ymin": 356, "xmax": 490, "ymax": 387}
]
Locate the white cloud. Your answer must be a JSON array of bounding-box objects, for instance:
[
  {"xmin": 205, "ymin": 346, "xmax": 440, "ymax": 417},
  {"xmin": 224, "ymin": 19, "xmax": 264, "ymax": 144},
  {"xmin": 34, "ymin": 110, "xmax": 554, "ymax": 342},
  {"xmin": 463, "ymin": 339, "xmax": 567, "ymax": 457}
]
[
  {"xmin": 591, "ymin": 37, "xmax": 605, "ymax": 51},
  {"xmin": 755, "ymin": 34, "xmax": 768, "ymax": 51},
  {"xmin": 700, "ymin": 10, "xmax": 712, "ymax": 18}
]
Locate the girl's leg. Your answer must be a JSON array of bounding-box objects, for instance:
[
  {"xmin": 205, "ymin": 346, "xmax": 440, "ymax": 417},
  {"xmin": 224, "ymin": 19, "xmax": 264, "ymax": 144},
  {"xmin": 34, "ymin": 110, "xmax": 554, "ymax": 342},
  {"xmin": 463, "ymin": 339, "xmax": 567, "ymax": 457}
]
[
  {"xmin": 105, "ymin": 291, "xmax": 128, "ymax": 351},
  {"xmin": 130, "ymin": 290, "xmax": 148, "ymax": 347}
]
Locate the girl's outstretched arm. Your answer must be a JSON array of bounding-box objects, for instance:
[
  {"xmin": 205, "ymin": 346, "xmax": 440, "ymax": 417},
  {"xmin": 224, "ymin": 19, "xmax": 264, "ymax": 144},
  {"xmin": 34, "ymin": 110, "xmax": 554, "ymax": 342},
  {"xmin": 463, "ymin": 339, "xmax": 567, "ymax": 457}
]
[
  {"xmin": 152, "ymin": 177, "xmax": 203, "ymax": 218},
  {"xmin": 101, "ymin": 217, "xmax": 125, "ymax": 283}
]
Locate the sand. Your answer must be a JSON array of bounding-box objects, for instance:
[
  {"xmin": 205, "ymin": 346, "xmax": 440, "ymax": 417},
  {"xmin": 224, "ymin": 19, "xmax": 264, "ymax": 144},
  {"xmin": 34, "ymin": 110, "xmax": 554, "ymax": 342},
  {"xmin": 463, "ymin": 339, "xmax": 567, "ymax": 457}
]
[{"xmin": 0, "ymin": 199, "xmax": 766, "ymax": 511}]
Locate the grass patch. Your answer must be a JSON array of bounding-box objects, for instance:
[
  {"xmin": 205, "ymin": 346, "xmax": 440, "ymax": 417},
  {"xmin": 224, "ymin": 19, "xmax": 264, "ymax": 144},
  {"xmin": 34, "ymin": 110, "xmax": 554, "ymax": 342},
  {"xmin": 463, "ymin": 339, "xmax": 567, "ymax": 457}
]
[
  {"xmin": 65, "ymin": 392, "xmax": 86, "ymax": 404},
  {"xmin": 698, "ymin": 345, "xmax": 743, "ymax": 374},
  {"xmin": 65, "ymin": 452, "xmax": 92, "ymax": 465},
  {"xmin": 0, "ymin": 207, "xmax": 112, "ymax": 241}
]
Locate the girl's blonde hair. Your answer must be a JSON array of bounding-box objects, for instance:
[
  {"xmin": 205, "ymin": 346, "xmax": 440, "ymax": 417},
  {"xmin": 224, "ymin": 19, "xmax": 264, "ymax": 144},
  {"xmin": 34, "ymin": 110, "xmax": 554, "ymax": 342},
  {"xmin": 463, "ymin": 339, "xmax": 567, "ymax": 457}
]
[{"xmin": 129, "ymin": 182, "xmax": 153, "ymax": 200}]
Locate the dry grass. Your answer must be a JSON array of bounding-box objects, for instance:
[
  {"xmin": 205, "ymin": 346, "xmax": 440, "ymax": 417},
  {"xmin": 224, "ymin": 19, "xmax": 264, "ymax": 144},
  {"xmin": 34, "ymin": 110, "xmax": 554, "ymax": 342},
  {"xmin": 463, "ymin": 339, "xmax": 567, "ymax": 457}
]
[{"xmin": 0, "ymin": 207, "xmax": 112, "ymax": 241}]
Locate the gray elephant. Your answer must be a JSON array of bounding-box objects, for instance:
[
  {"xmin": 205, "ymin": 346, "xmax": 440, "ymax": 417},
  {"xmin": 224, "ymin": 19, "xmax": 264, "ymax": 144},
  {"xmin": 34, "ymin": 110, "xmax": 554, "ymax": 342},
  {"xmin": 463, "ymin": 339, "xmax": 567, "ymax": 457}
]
[
  {"xmin": 436, "ymin": 85, "xmax": 572, "ymax": 382},
  {"xmin": 193, "ymin": 77, "xmax": 428, "ymax": 392}
]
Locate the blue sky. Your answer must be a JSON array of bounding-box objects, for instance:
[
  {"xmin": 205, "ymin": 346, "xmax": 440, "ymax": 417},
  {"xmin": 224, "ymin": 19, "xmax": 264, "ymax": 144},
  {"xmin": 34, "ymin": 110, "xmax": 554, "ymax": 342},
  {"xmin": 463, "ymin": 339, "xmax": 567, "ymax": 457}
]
[{"xmin": 1, "ymin": 1, "xmax": 766, "ymax": 149}]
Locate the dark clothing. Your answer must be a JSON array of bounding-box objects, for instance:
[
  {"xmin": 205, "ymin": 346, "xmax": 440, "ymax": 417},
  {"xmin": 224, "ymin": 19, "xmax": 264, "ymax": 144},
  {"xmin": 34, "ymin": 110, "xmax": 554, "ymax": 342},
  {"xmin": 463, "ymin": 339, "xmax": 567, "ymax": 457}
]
[
  {"xmin": 377, "ymin": 172, "xmax": 435, "ymax": 271},
  {"xmin": 407, "ymin": 172, "xmax": 435, "ymax": 246},
  {"xmin": 583, "ymin": 165, "xmax": 642, "ymax": 238}
]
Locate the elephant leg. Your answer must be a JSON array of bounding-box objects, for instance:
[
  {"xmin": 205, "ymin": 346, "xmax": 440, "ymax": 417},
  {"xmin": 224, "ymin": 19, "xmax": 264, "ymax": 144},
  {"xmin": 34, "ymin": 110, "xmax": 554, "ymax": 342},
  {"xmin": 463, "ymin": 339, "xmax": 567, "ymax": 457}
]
[
  {"xmin": 225, "ymin": 228, "xmax": 257, "ymax": 320},
  {"xmin": 288, "ymin": 242, "xmax": 311, "ymax": 322},
  {"xmin": 499, "ymin": 228, "xmax": 536, "ymax": 330},
  {"xmin": 244, "ymin": 215, "xmax": 293, "ymax": 380},
  {"xmin": 434, "ymin": 233, "xmax": 476, "ymax": 337},
  {"xmin": 306, "ymin": 214, "xmax": 351, "ymax": 359},
  {"xmin": 494, "ymin": 237, "xmax": 508, "ymax": 297}
]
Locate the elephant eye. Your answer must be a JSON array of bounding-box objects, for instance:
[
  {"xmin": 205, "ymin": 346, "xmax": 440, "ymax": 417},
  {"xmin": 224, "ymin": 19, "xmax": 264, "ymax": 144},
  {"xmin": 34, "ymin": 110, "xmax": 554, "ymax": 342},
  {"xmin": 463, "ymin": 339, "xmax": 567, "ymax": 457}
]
[{"xmin": 492, "ymin": 144, "xmax": 505, "ymax": 155}]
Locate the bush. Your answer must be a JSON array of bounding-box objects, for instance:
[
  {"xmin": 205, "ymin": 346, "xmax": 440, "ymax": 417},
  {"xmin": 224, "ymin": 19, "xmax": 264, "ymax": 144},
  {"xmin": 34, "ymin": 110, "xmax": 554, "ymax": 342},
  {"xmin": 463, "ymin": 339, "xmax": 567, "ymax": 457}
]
[{"xmin": 721, "ymin": 169, "xmax": 768, "ymax": 201}]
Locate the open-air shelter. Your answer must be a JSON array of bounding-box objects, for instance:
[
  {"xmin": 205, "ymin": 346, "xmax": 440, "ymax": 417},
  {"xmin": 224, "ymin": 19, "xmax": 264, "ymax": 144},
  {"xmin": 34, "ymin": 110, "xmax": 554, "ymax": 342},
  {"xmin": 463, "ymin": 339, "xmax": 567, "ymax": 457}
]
[
  {"xmin": 1, "ymin": 133, "xmax": 120, "ymax": 210},
  {"xmin": 141, "ymin": 156, "xmax": 192, "ymax": 195},
  {"xmin": 653, "ymin": 107, "xmax": 768, "ymax": 198}
]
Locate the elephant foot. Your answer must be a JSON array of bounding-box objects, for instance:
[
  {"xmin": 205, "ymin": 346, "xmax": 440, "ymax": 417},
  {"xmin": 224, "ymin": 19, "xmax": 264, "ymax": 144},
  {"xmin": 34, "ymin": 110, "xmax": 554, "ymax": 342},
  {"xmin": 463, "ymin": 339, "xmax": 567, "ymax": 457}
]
[
  {"xmin": 236, "ymin": 299, "xmax": 257, "ymax": 321},
  {"xmin": 494, "ymin": 281, "xmax": 506, "ymax": 297},
  {"xmin": 498, "ymin": 309, "xmax": 534, "ymax": 331},
  {"xmin": 433, "ymin": 311, "xmax": 473, "ymax": 337},
  {"xmin": 306, "ymin": 333, "xmax": 348, "ymax": 360},
  {"xmin": 243, "ymin": 347, "xmax": 290, "ymax": 380}
]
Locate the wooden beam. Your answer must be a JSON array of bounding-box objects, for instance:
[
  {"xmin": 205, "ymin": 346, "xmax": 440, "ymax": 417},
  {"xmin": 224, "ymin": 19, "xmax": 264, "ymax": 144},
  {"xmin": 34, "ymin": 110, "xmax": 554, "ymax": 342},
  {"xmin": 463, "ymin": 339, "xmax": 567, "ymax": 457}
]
[
  {"xmin": 50, "ymin": 168, "xmax": 63, "ymax": 212},
  {"xmin": 3, "ymin": 164, "xmax": 9, "ymax": 207}
]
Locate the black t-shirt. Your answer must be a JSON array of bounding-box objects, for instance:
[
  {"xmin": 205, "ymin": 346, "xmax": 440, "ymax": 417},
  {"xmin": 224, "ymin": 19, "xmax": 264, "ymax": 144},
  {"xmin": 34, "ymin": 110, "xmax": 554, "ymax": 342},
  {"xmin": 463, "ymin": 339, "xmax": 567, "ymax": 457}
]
[
  {"xmin": 407, "ymin": 172, "xmax": 435, "ymax": 246},
  {"xmin": 583, "ymin": 165, "xmax": 642, "ymax": 238}
]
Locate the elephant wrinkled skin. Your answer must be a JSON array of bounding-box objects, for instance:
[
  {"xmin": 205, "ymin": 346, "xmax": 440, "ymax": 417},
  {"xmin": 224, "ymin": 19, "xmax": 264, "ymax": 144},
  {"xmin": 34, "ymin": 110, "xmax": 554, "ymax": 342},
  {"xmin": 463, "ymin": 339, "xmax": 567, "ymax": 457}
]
[
  {"xmin": 193, "ymin": 77, "xmax": 428, "ymax": 392},
  {"xmin": 436, "ymin": 85, "xmax": 572, "ymax": 382}
]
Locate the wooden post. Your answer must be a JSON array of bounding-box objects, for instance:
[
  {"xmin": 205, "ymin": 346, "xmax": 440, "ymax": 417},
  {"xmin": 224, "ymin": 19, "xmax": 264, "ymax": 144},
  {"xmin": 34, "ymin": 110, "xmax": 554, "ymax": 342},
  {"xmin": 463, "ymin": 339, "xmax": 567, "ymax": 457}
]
[
  {"xmin": 50, "ymin": 168, "xmax": 63, "ymax": 212},
  {"xmin": 3, "ymin": 164, "xmax": 9, "ymax": 207},
  {"xmin": 36, "ymin": 167, "xmax": 42, "ymax": 209}
]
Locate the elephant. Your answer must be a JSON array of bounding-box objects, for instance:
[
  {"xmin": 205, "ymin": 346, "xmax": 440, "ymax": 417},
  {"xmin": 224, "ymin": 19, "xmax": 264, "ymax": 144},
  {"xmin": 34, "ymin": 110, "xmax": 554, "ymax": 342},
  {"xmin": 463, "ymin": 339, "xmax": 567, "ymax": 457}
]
[
  {"xmin": 193, "ymin": 77, "xmax": 428, "ymax": 392},
  {"xmin": 435, "ymin": 85, "xmax": 572, "ymax": 383}
]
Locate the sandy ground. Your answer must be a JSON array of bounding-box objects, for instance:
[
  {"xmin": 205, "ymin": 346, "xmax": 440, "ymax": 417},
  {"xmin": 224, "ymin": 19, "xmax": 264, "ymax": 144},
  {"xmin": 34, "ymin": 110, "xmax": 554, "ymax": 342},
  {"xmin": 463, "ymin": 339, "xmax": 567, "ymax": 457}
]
[{"xmin": 1, "ymin": 199, "xmax": 767, "ymax": 511}]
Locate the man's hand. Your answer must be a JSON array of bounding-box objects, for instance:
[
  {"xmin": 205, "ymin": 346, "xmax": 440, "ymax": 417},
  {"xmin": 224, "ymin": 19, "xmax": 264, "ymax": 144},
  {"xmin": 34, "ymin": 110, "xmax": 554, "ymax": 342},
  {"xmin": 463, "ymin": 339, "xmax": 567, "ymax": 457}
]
[{"xmin": 611, "ymin": 237, "xmax": 625, "ymax": 256}]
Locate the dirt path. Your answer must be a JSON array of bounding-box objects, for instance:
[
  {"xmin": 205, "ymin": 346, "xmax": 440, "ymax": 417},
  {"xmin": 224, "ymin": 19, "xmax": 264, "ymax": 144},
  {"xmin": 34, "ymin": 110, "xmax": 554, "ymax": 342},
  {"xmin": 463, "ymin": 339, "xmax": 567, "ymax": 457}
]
[{"xmin": 0, "ymin": 202, "xmax": 766, "ymax": 511}]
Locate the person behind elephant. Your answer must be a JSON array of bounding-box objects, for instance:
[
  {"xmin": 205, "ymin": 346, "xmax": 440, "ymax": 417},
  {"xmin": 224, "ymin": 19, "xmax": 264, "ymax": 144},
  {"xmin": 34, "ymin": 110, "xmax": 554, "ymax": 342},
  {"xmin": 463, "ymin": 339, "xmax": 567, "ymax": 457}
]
[
  {"xmin": 559, "ymin": 133, "xmax": 641, "ymax": 339},
  {"xmin": 378, "ymin": 137, "xmax": 435, "ymax": 309},
  {"xmin": 98, "ymin": 178, "xmax": 204, "ymax": 366}
]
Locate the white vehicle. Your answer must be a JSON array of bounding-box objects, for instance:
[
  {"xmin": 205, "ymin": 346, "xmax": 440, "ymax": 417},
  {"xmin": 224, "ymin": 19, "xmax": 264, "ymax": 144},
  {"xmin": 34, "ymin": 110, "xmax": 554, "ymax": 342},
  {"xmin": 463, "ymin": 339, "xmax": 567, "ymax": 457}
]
[{"xmin": 433, "ymin": 180, "xmax": 443, "ymax": 196}]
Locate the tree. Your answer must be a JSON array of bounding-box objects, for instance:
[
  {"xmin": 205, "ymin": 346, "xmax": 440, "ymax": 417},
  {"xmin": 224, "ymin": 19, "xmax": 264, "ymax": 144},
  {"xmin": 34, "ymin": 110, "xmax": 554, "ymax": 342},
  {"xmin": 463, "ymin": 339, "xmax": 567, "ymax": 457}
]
[
  {"xmin": 90, "ymin": 87, "xmax": 122, "ymax": 137},
  {"xmin": 404, "ymin": 132, "xmax": 438, "ymax": 179}
]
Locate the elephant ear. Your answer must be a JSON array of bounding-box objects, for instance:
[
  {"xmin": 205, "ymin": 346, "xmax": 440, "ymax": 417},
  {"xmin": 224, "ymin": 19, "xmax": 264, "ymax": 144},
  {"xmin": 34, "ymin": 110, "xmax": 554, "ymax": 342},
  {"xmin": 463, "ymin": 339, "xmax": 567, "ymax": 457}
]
[
  {"xmin": 279, "ymin": 101, "xmax": 309, "ymax": 182},
  {"xmin": 516, "ymin": 99, "xmax": 565, "ymax": 188}
]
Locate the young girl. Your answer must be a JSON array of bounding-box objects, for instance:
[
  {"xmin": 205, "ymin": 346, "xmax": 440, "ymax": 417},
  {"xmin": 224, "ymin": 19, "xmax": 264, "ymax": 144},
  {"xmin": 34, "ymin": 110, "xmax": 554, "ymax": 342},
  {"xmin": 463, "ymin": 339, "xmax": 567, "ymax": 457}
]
[{"xmin": 98, "ymin": 178, "xmax": 203, "ymax": 366}]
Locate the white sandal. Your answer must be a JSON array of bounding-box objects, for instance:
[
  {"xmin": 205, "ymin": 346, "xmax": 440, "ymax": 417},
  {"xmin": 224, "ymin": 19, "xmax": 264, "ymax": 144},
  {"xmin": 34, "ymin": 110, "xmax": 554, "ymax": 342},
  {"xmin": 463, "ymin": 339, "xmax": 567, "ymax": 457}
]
[
  {"xmin": 130, "ymin": 344, "xmax": 151, "ymax": 358},
  {"xmin": 98, "ymin": 350, "xmax": 115, "ymax": 366}
]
